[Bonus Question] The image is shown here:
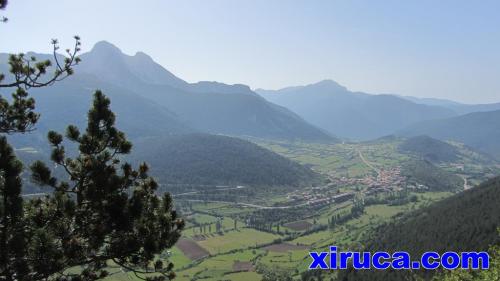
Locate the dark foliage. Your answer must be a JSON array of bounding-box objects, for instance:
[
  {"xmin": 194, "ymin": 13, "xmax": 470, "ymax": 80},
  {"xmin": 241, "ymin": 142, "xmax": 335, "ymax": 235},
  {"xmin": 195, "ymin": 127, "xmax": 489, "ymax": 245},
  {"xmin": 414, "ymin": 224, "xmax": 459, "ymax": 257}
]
[
  {"xmin": 26, "ymin": 91, "xmax": 184, "ymax": 280},
  {"xmin": 1, "ymin": 10, "xmax": 184, "ymax": 277},
  {"xmin": 132, "ymin": 134, "xmax": 320, "ymax": 186},
  {"xmin": 258, "ymin": 264, "xmax": 294, "ymax": 281},
  {"xmin": 337, "ymin": 176, "xmax": 500, "ymax": 281},
  {"xmin": 401, "ymin": 159, "xmax": 463, "ymax": 191},
  {"xmin": 0, "ymin": 37, "xmax": 81, "ymax": 133},
  {"xmin": 0, "ymin": 136, "xmax": 29, "ymax": 279},
  {"xmin": 0, "ymin": 0, "xmax": 7, "ymax": 23},
  {"xmin": 0, "ymin": 38, "xmax": 81, "ymax": 90},
  {"xmin": 398, "ymin": 135, "xmax": 459, "ymax": 163},
  {"xmin": 1, "ymin": 15, "xmax": 96, "ymax": 278}
]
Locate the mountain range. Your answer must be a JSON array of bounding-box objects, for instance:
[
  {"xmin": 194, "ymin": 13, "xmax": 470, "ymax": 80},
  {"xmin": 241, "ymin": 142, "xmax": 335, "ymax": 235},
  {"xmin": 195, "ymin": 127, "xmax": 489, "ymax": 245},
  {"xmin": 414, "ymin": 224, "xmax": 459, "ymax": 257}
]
[
  {"xmin": 257, "ymin": 80, "xmax": 500, "ymax": 158},
  {"xmin": 2, "ymin": 41, "xmax": 499, "ymax": 161},
  {"xmin": 1, "ymin": 41, "xmax": 333, "ymax": 145},
  {"xmin": 401, "ymin": 95, "xmax": 500, "ymax": 115},
  {"xmin": 73, "ymin": 41, "xmax": 332, "ymax": 141},
  {"xmin": 257, "ymin": 80, "xmax": 500, "ymax": 140},
  {"xmin": 256, "ymin": 80, "xmax": 457, "ymax": 140},
  {"xmin": 398, "ymin": 110, "xmax": 500, "ymax": 159},
  {"xmin": 1, "ymin": 42, "xmax": 334, "ymax": 188}
]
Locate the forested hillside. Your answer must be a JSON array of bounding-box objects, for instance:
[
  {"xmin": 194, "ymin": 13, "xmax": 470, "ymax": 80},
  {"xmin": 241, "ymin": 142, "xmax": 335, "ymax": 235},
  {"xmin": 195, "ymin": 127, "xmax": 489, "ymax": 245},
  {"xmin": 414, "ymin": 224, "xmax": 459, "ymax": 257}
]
[
  {"xmin": 398, "ymin": 135, "xmax": 459, "ymax": 163},
  {"xmin": 337, "ymin": 176, "xmax": 500, "ymax": 281},
  {"xmin": 399, "ymin": 110, "xmax": 500, "ymax": 160},
  {"xmin": 401, "ymin": 159, "xmax": 463, "ymax": 191},
  {"xmin": 131, "ymin": 134, "xmax": 321, "ymax": 186}
]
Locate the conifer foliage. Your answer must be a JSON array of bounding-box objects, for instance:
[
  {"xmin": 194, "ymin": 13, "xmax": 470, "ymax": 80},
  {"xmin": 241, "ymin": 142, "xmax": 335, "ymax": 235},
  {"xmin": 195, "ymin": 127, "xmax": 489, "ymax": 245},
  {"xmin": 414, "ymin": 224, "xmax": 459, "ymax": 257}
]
[
  {"xmin": 0, "ymin": 136, "xmax": 29, "ymax": 280},
  {"xmin": 1, "ymin": 2, "xmax": 184, "ymax": 280},
  {"xmin": 0, "ymin": 0, "xmax": 7, "ymax": 23},
  {"xmin": 28, "ymin": 91, "xmax": 184, "ymax": 280}
]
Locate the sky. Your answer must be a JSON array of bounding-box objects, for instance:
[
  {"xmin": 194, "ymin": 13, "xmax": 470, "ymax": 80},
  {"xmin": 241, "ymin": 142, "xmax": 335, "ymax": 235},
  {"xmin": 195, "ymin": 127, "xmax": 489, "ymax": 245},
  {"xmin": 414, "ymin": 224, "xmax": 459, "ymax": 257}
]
[{"xmin": 1, "ymin": 0, "xmax": 499, "ymax": 104}]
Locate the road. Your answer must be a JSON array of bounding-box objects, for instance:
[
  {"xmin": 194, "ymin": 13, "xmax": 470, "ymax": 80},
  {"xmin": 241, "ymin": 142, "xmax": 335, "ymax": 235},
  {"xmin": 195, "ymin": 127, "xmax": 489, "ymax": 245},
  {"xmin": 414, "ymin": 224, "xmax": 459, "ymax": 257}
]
[
  {"xmin": 182, "ymin": 199, "xmax": 311, "ymax": 210},
  {"xmin": 461, "ymin": 175, "xmax": 470, "ymax": 190},
  {"xmin": 357, "ymin": 149, "xmax": 381, "ymax": 175},
  {"xmin": 173, "ymin": 185, "xmax": 247, "ymax": 197},
  {"xmin": 21, "ymin": 193, "xmax": 47, "ymax": 197}
]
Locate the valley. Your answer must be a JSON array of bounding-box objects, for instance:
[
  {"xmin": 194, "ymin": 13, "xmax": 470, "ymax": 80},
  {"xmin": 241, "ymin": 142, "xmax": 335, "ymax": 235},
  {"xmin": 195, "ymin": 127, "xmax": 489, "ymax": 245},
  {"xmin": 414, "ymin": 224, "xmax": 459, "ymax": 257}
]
[
  {"xmin": 2, "ymin": 3, "xmax": 500, "ymax": 281},
  {"xmin": 6, "ymin": 57, "xmax": 497, "ymax": 279},
  {"xmin": 98, "ymin": 137, "xmax": 499, "ymax": 281}
]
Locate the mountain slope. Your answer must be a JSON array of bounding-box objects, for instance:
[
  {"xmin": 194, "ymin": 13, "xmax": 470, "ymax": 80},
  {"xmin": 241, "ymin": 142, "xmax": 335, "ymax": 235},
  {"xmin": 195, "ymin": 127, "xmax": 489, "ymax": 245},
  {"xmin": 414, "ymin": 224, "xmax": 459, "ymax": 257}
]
[
  {"xmin": 398, "ymin": 135, "xmax": 459, "ymax": 163},
  {"xmin": 401, "ymin": 159, "xmax": 463, "ymax": 191},
  {"xmin": 5, "ymin": 74, "xmax": 193, "ymax": 153},
  {"xmin": 73, "ymin": 41, "xmax": 333, "ymax": 141},
  {"xmin": 256, "ymin": 80, "xmax": 456, "ymax": 140},
  {"xmin": 131, "ymin": 134, "xmax": 321, "ymax": 186},
  {"xmin": 402, "ymin": 95, "xmax": 500, "ymax": 115},
  {"xmin": 399, "ymin": 110, "xmax": 500, "ymax": 160},
  {"xmin": 338, "ymin": 176, "xmax": 500, "ymax": 281},
  {"xmin": 77, "ymin": 41, "xmax": 188, "ymax": 89}
]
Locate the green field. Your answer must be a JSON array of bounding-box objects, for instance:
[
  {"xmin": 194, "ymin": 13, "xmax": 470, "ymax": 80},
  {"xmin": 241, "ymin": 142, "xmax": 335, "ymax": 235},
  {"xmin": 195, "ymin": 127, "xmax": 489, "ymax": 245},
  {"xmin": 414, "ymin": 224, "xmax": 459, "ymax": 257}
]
[
  {"xmin": 103, "ymin": 138, "xmax": 498, "ymax": 281},
  {"xmin": 198, "ymin": 229, "xmax": 280, "ymax": 254}
]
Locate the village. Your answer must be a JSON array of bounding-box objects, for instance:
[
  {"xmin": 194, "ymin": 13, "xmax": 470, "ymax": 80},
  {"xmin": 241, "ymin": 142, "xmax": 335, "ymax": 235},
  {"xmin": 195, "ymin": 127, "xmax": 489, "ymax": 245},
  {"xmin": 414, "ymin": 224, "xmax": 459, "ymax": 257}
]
[{"xmin": 284, "ymin": 165, "xmax": 409, "ymax": 208}]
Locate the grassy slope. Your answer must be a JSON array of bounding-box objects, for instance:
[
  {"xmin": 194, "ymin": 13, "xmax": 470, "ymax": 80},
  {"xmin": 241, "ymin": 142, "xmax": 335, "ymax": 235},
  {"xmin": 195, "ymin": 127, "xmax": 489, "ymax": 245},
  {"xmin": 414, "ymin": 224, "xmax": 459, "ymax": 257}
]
[{"xmin": 337, "ymin": 176, "xmax": 500, "ymax": 281}]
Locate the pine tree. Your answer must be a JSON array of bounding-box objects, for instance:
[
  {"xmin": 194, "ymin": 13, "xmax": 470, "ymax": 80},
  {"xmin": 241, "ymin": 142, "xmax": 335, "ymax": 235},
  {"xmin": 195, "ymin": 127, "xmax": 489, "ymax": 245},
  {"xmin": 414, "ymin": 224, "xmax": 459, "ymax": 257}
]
[
  {"xmin": 1, "ymin": 3, "xmax": 81, "ymax": 278},
  {"xmin": 1, "ymin": 4, "xmax": 184, "ymax": 279},
  {"xmin": 29, "ymin": 91, "xmax": 184, "ymax": 280},
  {"xmin": 0, "ymin": 0, "xmax": 8, "ymax": 23},
  {"xmin": 216, "ymin": 219, "xmax": 222, "ymax": 233},
  {"xmin": 0, "ymin": 136, "xmax": 29, "ymax": 280}
]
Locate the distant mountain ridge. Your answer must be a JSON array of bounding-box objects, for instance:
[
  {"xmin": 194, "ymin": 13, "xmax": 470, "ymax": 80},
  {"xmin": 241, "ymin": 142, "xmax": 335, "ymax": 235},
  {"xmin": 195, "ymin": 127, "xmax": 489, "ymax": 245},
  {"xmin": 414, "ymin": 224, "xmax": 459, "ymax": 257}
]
[
  {"xmin": 76, "ymin": 41, "xmax": 332, "ymax": 141},
  {"xmin": 256, "ymin": 80, "xmax": 457, "ymax": 140},
  {"xmin": 1, "ymin": 41, "xmax": 333, "ymax": 143},
  {"xmin": 77, "ymin": 41, "xmax": 188, "ymax": 90},
  {"xmin": 257, "ymin": 80, "xmax": 500, "ymax": 141},
  {"xmin": 398, "ymin": 110, "xmax": 500, "ymax": 160},
  {"xmin": 401, "ymin": 95, "xmax": 500, "ymax": 115},
  {"xmin": 78, "ymin": 41, "xmax": 258, "ymax": 97}
]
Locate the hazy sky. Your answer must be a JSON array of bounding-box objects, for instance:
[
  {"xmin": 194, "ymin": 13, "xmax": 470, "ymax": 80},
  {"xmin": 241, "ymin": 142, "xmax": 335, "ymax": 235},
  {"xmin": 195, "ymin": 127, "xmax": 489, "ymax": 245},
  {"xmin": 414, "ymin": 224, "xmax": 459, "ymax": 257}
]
[{"xmin": 1, "ymin": 0, "xmax": 499, "ymax": 104}]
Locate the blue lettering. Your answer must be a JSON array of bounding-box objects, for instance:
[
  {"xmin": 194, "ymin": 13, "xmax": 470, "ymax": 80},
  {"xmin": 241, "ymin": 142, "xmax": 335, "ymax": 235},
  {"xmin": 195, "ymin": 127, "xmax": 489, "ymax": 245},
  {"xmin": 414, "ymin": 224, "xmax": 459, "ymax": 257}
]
[
  {"xmin": 441, "ymin": 252, "xmax": 460, "ymax": 269},
  {"xmin": 309, "ymin": 252, "xmax": 328, "ymax": 269},
  {"xmin": 330, "ymin": 246, "xmax": 338, "ymax": 269},
  {"xmin": 372, "ymin": 252, "xmax": 391, "ymax": 269},
  {"xmin": 339, "ymin": 252, "xmax": 353, "ymax": 269},
  {"xmin": 392, "ymin": 252, "xmax": 411, "ymax": 269},
  {"xmin": 461, "ymin": 252, "xmax": 489, "ymax": 269},
  {"xmin": 421, "ymin": 252, "xmax": 440, "ymax": 269},
  {"xmin": 352, "ymin": 252, "xmax": 371, "ymax": 269}
]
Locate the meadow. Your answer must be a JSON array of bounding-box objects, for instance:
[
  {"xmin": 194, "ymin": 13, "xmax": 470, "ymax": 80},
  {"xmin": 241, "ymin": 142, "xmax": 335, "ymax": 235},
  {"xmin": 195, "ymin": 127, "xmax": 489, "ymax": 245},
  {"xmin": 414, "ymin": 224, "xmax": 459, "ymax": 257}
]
[{"xmin": 103, "ymin": 139, "xmax": 493, "ymax": 281}]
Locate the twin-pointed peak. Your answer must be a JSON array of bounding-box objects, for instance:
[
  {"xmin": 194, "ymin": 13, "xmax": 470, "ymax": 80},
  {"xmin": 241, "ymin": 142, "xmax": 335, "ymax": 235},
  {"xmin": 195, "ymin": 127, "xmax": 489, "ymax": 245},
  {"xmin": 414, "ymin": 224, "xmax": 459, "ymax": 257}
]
[
  {"xmin": 134, "ymin": 51, "xmax": 153, "ymax": 61},
  {"xmin": 84, "ymin": 41, "xmax": 256, "ymax": 94},
  {"xmin": 90, "ymin": 40, "xmax": 123, "ymax": 55},
  {"xmin": 89, "ymin": 41, "xmax": 153, "ymax": 61}
]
